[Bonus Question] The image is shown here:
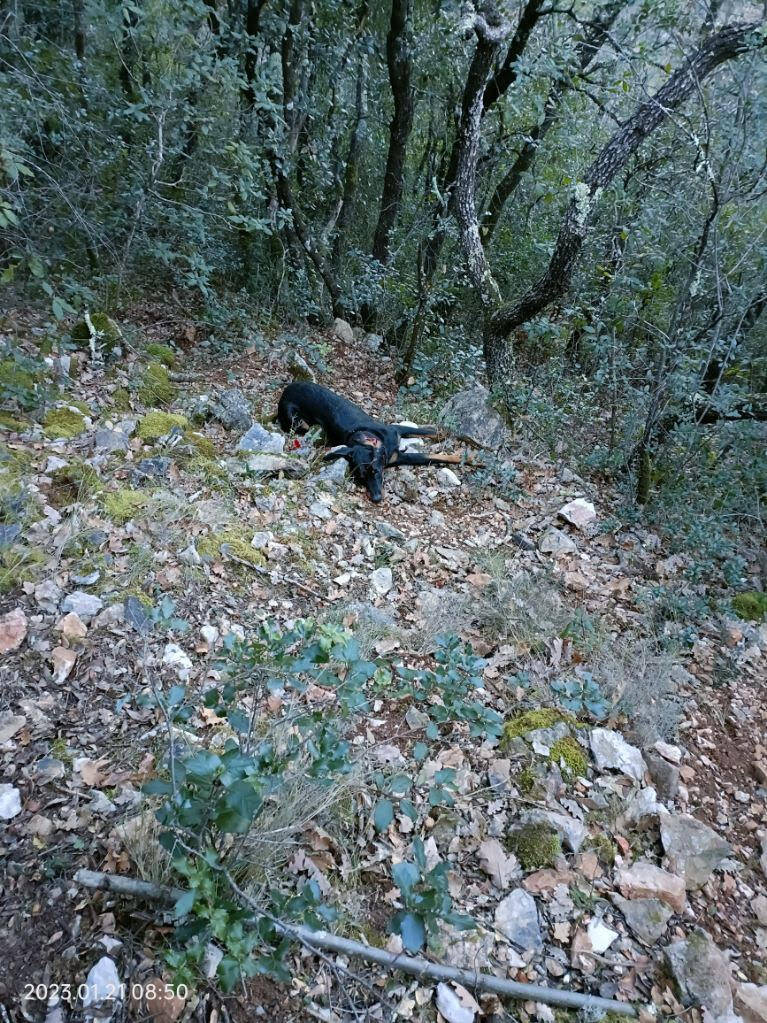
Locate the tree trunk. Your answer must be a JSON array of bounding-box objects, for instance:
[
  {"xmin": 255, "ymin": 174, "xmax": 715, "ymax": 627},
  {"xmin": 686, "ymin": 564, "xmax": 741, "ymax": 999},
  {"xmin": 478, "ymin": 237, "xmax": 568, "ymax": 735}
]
[
  {"xmin": 73, "ymin": 0, "xmax": 85, "ymax": 59},
  {"xmin": 482, "ymin": 20, "xmax": 766, "ymax": 383},
  {"xmin": 370, "ymin": 0, "xmax": 414, "ymax": 268},
  {"xmin": 332, "ymin": 50, "xmax": 369, "ymax": 271},
  {"xmin": 242, "ymin": 0, "xmax": 269, "ymax": 109},
  {"xmin": 421, "ymin": 0, "xmax": 546, "ymax": 283},
  {"xmin": 482, "ymin": 0, "xmax": 623, "ymax": 244}
]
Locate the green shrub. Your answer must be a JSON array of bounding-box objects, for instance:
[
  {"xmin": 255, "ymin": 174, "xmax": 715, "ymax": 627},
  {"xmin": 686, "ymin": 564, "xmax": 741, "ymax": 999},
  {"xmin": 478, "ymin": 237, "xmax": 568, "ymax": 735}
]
[{"xmin": 731, "ymin": 591, "xmax": 767, "ymax": 622}]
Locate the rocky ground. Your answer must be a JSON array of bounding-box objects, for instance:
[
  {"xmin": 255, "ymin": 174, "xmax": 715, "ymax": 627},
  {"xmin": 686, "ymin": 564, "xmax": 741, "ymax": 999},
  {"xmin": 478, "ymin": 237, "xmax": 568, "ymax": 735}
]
[{"xmin": 0, "ymin": 309, "xmax": 766, "ymax": 1023}]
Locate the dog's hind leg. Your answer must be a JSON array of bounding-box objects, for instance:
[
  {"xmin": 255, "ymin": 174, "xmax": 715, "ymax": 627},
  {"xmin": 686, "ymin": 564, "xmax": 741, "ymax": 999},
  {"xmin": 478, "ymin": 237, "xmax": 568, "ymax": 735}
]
[
  {"xmin": 389, "ymin": 450, "xmax": 464, "ymax": 468},
  {"xmin": 396, "ymin": 425, "xmax": 438, "ymax": 438}
]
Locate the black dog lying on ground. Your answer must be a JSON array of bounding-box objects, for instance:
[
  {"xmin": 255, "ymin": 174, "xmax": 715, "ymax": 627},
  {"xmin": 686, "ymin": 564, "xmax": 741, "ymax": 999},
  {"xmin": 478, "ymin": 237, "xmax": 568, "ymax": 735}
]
[{"xmin": 276, "ymin": 381, "xmax": 460, "ymax": 503}]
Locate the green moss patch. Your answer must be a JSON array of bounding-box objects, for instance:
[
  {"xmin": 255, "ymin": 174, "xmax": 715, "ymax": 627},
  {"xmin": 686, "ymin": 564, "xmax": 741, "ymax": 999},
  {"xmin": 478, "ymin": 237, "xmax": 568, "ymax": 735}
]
[
  {"xmin": 502, "ymin": 708, "xmax": 576, "ymax": 745},
  {"xmin": 198, "ymin": 528, "xmax": 266, "ymax": 567},
  {"xmin": 43, "ymin": 407, "xmax": 87, "ymax": 439},
  {"xmin": 70, "ymin": 312, "xmax": 122, "ymax": 353},
  {"xmin": 550, "ymin": 737, "xmax": 589, "ymax": 777},
  {"xmin": 139, "ymin": 362, "xmax": 177, "ymax": 406},
  {"xmin": 0, "ymin": 358, "xmax": 35, "ymax": 394},
  {"xmin": 102, "ymin": 488, "xmax": 148, "ymax": 524},
  {"xmin": 145, "ymin": 343, "xmax": 177, "ymax": 368},
  {"xmin": 187, "ymin": 432, "xmax": 216, "ymax": 458},
  {"xmin": 0, "ymin": 412, "xmax": 26, "ymax": 432},
  {"xmin": 508, "ymin": 822, "xmax": 562, "ymax": 871},
  {"xmin": 731, "ymin": 591, "xmax": 767, "ymax": 622},
  {"xmin": 108, "ymin": 387, "xmax": 132, "ymax": 413},
  {"xmin": 137, "ymin": 411, "xmax": 188, "ymax": 441}
]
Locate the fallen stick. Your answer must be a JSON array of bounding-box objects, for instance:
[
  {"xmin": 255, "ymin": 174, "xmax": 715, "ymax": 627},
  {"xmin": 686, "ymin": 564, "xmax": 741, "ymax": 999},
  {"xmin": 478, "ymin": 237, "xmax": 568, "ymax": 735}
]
[{"xmin": 74, "ymin": 869, "xmax": 637, "ymax": 1016}]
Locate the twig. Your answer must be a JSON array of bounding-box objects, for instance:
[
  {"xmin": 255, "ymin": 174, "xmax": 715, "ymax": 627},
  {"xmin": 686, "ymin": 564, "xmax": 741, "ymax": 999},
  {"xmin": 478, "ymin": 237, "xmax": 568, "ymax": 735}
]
[{"xmin": 73, "ymin": 869, "xmax": 638, "ymax": 1016}]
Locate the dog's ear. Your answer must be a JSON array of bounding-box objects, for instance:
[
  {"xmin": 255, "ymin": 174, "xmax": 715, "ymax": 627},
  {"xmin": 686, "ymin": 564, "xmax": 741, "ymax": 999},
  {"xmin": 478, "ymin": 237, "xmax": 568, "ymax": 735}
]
[{"xmin": 323, "ymin": 446, "xmax": 353, "ymax": 462}]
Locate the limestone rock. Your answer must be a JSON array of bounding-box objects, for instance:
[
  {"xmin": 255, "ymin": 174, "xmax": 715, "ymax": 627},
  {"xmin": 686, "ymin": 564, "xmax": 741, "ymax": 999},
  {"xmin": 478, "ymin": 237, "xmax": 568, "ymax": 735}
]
[
  {"xmin": 539, "ymin": 527, "xmax": 577, "ymax": 556},
  {"xmin": 333, "ymin": 317, "xmax": 355, "ymax": 344},
  {"xmin": 370, "ymin": 566, "xmax": 393, "ymax": 596},
  {"xmin": 439, "ymin": 384, "xmax": 508, "ymax": 451},
  {"xmin": 660, "ymin": 813, "xmax": 731, "ymax": 889},
  {"xmin": 61, "ymin": 591, "xmax": 103, "ymax": 620},
  {"xmin": 613, "ymin": 895, "xmax": 673, "ymax": 944},
  {"xmin": 0, "ymin": 784, "xmax": 22, "ymax": 820},
  {"xmin": 590, "ymin": 728, "xmax": 646, "ymax": 783},
  {"xmin": 212, "ymin": 389, "xmax": 252, "ymax": 431},
  {"xmin": 735, "ymin": 984, "xmax": 767, "ymax": 1023},
  {"xmin": 0, "ymin": 607, "xmax": 27, "ymax": 653},
  {"xmin": 558, "ymin": 498, "xmax": 596, "ymax": 531},
  {"xmin": 236, "ymin": 422, "xmax": 285, "ymax": 455},
  {"xmin": 494, "ymin": 889, "xmax": 543, "ymax": 952},
  {"xmin": 615, "ymin": 861, "xmax": 686, "ymax": 913},
  {"xmin": 665, "ymin": 929, "xmax": 733, "ymax": 1019}
]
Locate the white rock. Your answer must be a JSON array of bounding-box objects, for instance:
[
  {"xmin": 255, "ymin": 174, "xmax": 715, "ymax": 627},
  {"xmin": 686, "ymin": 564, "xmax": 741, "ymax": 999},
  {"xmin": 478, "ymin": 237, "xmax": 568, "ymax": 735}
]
[
  {"xmin": 309, "ymin": 500, "xmax": 332, "ymax": 520},
  {"xmin": 0, "ymin": 784, "xmax": 22, "ymax": 820},
  {"xmin": 0, "ymin": 713, "xmax": 26, "ymax": 743},
  {"xmin": 163, "ymin": 643, "xmax": 193, "ymax": 679},
  {"xmin": 435, "ymin": 983, "xmax": 476, "ymax": 1023},
  {"xmin": 236, "ymin": 423, "xmax": 284, "ymax": 455},
  {"xmin": 494, "ymin": 889, "xmax": 543, "ymax": 951},
  {"xmin": 333, "ymin": 317, "xmax": 355, "ymax": 344},
  {"xmin": 203, "ymin": 942, "xmax": 224, "ymax": 979},
  {"xmin": 51, "ymin": 646, "xmax": 77, "ymax": 684},
  {"xmin": 437, "ymin": 467, "xmax": 461, "ymax": 488},
  {"xmin": 586, "ymin": 918, "xmax": 618, "ymax": 953},
  {"xmin": 35, "ymin": 580, "xmax": 63, "ymax": 613},
  {"xmin": 82, "ymin": 956, "xmax": 122, "ymax": 1020},
  {"xmin": 251, "ymin": 531, "xmax": 271, "ymax": 550},
  {"xmin": 590, "ymin": 728, "xmax": 646, "ymax": 783},
  {"xmin": 370, "ymin": 566, "xmax": 393, "ymax": 596},
  {"xmin": 200, "ymin": 624, "xmax": 220, "ymax": 647},
  {"xmin": 538, "ymin": 527, "xmax": 577, "ymax": 556},
  {"xmin": 46, "ymin": 456, "xmax": 69, "ymax": 472},
  {"xmin": 624, "ymin": 786, "xmax": 667, "ymax": 824},
  {"xmin": 558, "ymin": 498, "xmax": 596, "ymax": 530},
  {"xmin": 61, "ymin": 591, "xmax": 104, "ymax": 620}
]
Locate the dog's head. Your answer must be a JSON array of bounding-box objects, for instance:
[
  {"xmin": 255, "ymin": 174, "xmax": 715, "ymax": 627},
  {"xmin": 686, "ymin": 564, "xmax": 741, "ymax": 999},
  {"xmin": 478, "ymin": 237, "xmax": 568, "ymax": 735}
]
[{"xmin": 324, "ymin": 433, "xmax": 388, "ymax": 503}]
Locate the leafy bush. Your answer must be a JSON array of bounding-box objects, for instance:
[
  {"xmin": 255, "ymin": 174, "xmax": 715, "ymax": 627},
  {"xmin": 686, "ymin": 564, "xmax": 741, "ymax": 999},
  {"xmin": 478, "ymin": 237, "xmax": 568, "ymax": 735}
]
[{"xmin": 126, "ymin": 621, "xmax": 500, "ymax": 990}]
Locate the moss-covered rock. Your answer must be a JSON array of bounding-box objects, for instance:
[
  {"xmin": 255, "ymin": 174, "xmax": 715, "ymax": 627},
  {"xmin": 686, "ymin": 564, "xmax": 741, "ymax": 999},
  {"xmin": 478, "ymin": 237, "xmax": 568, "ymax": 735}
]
[
  {"xmin": 187, "ymin": 431, "xmax": 216, "ymax": 458},
  {"xmin": 0, "ymin": 358, "xmax": 35, "ymax": 395},
  {"xmin": 101, "ymin": 488, "xmax": 148, "ymax": 523},
  {"xmin": 137, "ymin": 411, "xmax": 188, "ymax": 441},
  {"xmin": 70, "ymin": 312, "xmax": 122, "ymax": 353},
  {"xmin": 43, "ymin": 407, "xmax": 87, "ymax": 439},
  {"xmin": 145, "ymin": 343, "xmax": 177, "ymax": 368},
  {"xmin": 550, "ymin": 736, "xmax": 589, "ymax": 777},
  {"xmin": 108, "ymin": 386, "xmax": 132, "ymax": 413},
  {"xmin": 502, "ymin": 708, "xmax": 576, "ymax": 746},
  {"xmin": 587, "ymin": 832, "xmax": 616, "ymax": 866},
  {"xmin": 508, "ymin": 822, "xmax": 562, "ymax": 871},
  {"xmin": 0, "ymin": 411, "xmax": 26, "ymax": 432},
  {"xmin": 139, "ymin": 362, "xmax": 177, "ymax": 406},
  {"xmin": 198, "ymin": 528, "xmax": 266, "ymax": 567},
  {"xmin": 731, "ymin": 591, "xmax": 767, "ymax": 622},
  {"xmin": 62, "ymin": 397, "xmax": 92, "ymax": 417}
]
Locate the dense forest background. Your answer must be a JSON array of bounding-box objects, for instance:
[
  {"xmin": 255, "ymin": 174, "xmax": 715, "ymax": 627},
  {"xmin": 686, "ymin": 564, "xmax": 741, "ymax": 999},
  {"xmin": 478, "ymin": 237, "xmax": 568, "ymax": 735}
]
[{"xmin": 1, "ymin": 0, "xmax": 766, "ymax": 575}]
